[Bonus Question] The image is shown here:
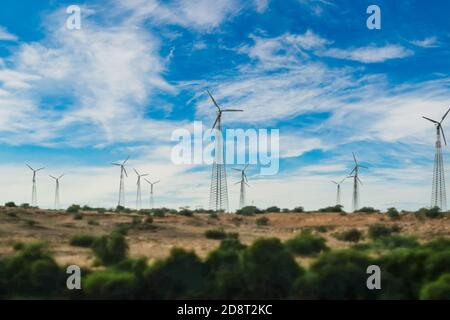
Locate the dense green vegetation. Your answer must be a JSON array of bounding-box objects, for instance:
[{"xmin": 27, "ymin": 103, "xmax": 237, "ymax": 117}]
[{"xmin": 1, "ymin": 230, "xmax": 449, "ymax": 299}]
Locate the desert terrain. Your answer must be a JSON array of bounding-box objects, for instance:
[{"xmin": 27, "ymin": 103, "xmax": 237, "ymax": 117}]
[{"xmin": 1, "ymin": 207, "xmax": 449, "ymax": 268}]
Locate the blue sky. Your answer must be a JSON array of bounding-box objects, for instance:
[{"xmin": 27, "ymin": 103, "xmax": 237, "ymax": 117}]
[{"xmin": 0, "ymin": 0, "xmax": 449, "ymax": 210}]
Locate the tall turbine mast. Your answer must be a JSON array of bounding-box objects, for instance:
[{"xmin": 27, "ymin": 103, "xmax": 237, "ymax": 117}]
[
  {"xmin": 207, "ymin": 90, "xmax": 243, "ymax": 213},
  {"xmin": 50, "ymin": 174, "xmax": 64, "ymax": 209},
  {"xmin": 347, "ymin": 153, "xmax": 367, "ymax": 212},
  {"xmin": 145, "ymin": 179, "xmax": 160, "ymax": 209},
  {"xmin": 423, "ymin": 107, "xmax": 450, "ymax": 210},
  {"xmin": 232, "ymin": 164, "xmax": 249, "ymax": 209},
  {"xmin": 134, "ymin": 169, "xmax": 149, "ymax": 210},
  {"xmin": 26, "ymin": 164, "xmax": 44, "ymax": 207},
  {"xmin": 112, "ymin": 156, "xmax": 129, "ymax": 208},
  {"xmin": 331, "ymin": 178, "xmax": 346, "ymax": 206}
]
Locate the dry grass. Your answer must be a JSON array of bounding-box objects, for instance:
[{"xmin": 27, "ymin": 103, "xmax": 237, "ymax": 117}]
[{"xmin": 0, "ymin": 207, "xmax": 449, "ymax": 268}]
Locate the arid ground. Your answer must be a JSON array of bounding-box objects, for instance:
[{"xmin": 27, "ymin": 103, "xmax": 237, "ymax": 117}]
[{"xmin": 1, "ymin": 207, "xmax": 449, "ymax": 268}]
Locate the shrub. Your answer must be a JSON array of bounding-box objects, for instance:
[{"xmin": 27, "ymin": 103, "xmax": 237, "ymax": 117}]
[
  {"xmin": 387, "ymin": 207, "xmax": 400, "ymax": 220},
  {"xmin": 143, "ymin": 248, "xmax": 206, "ymax": 299},
  {"xmin": 5, "ymin": 202, "xmax": 17, "ymax": 207},
  {"xmin": 66, "ymin": 204, "xmax": 81, "ymax": 213},
  {"xmin": 377, "ymin": 235, "xmax": 419, "ymax": 250},
  {"xmin": 236, "ymin": 206, "xmax": 257, "ymax": 216},
  {"xmin": 6, "ymin": 212, "xmax": 17, "ymax": 218},
  {"xmin": 285, "ymin": 232, "xmax": 329, "ymax": 256},
  {"xmin": 87, "ymin": 219, "xmax": 99, "ymax": 226},
  {"xmin": 178, "ymin": 209, "xmax": 194, "ymax": 216},
  {"xmin": 416, "ymin": 207, "xmax": 442, "ymax": 219},
  {"xmin": 73, "ymin": 212, "xmax": 83, "ymax": 220},
  {"xmin": 92, "ymin": 232, "xmax": 129, "ymax": 265},
  {"xmin": 368, "ymin": 224, "xmax": 400, "ymax": 239},
  {"xmin": 424, "ymin": 250, "xmax": 450, "ymax": 281},
  {"xmin": 70, "ymin": 235, "xmax": 97, "ymax": 248},
  {"xmin": 256, "ymin": 217, "xmax": 269, "ymax": 226},
  {"xmin": 318, "ymin": 205, "xmax": 344, "ymax": 213},
  {"xmin": 24, "ymin": 220, "xmax": 37, "ymax": 227},
  {"xmin": 242, "ymin": 238, "xmax": 302, "ymax": 299},
  {"xmin": 266, "ymin": 206, "xmax": 281, "ymax": 213},
  {"xmin": 294, "ymin": 249, "xmax": 377, "ymax": 299},
  {"xmin": 335, "ymin": 228, "xmax": 363, "ymax": 243},
  {"xmin": 292, "ymin": 206, "xmax": 304, "ymax": 213},
  {"xmin": 84, "ymin": 271, "xmax": 137, "ymax": 299},
  {"xmin": 20, "ymin": 203, "xmax": 31, "ymax": 209},
  {"xmin": 420, "ymin": 274, "xmax": 450, "ymax": 299},
  {"xmin": 355, "ymin": 207, "xmax": 380, "ymax": 213},
  {"xmin": 205, "ymin": 229, "xmax": 227, "ymax": 240}
]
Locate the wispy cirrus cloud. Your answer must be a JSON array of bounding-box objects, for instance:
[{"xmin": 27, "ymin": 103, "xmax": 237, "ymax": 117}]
[
  {"xmin": 411, "ymin": 36, "xmax": 439, "ymax": 48},
  {"xmin": 323, "ymin": 44, "xmax": 414, "ymax": 63},
  {"xmin": 0, "ymin": 26, "xmax": 18, "ymax": 41}
]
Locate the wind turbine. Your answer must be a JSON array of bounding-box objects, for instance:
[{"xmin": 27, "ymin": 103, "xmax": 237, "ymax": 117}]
[
  {"xmin": 26, "ymin": 164, "xmax": 44, "ymax": 207},
  {"xmin": 50, "ymin": 174, "xmax": 64, "ymax": 209},
  {"xmin": 207, "ymin": 90, "xmax": 243, "ymax": 213},
  {"xmin": 134, "ymin": 169, "xmax": 149, "ymax": 210},
  {"xmin": 348, "ymin": 153, "xmax": 367, "ymax": 212},
  {"xmin": 232, "ymin": 164, "xmax": 249, "ymax": 209},
  {"xmin": 423, "ymin": 107, "xmax": 450, "ymax": 210},
  {"xmin": 331, "ymin": 178, "xmax": 345, "ymax": 207},
  {"xmin": 145, "ymin": 179, "xmax": 160, "ymax": 209},
  {"xmin": 111, "ymin": 156, "xmax": 129, "ymax": 208}
]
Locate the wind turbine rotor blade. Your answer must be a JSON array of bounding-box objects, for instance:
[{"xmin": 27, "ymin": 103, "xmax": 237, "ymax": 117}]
[
  {"xmin": 26, "ymin": 164, "xmax": 34, "ymax": 171},
  {"xmin": 349, "ymin": 167, "xmax": 356, "ymax": 175},
  {"xmin": 37, "ymin": 167, "xmax": 44, "ymax": 171},
  {"xmin": 352, "ymin": 152, "xmax": 357, "ymax": 165},
  {"xmin": 145, "ymin": 178, "xmax": 151, "ymax": 184},
  {"xmin": 423, "ymin": 116, "xmax": 439, "ymax": 124},
  {"xmin": 59, "ymin": 174, "xmax": 64, "ymax": 179},
  {"xmin": 49, "ymin": 175, "xmax": 56, "ymax": 179},
  {"xmin": 123, "ymin": 166, "xmax": 128, "ymax": 177},
  {"xmin": 231, "ymin": 168, "xmax": 241, "ymax": 171},
  {"xmin": 234, "ymin": 181, "xmax": 240, "ymax": 185},
  {"xmin": 134, "ymin": 168, "xmax": 139, "ymax": 176},
  {"xmin": 207, "ymin": 90, "xmax": 221, "ymax": 110},
  {"xmin": 359, "ymin": 165, "xmax": 368, "ymax": 169},
  {"xmin": 154, "ymin": 180, "xmax": 160, "ymax": 184},
  {"xmin": 212, "ymin": 115, "xmax": 220, "ymax": 129},
  {"xmin": 244, "ymin": 173, "xmax": 248, "ymax": 182},
  {"xmin": 122, "ymin": 155, "xmax": 130, "ymax": 165},
  {"xmin": 357, "ymin": 177, "xmax": 363, "ymax": 185},
  {"xmin": 441, "ymin": 108, "xmax": 450, "ymax": 122},
  {"xmin": 331, "ymin": 180, "xmax": 338, "ymax": 185},
  {"xmin": 441, "ymin": 126, "xmax": 447, "ymax": 146},
  {"xmin": 244, "ymin": 163, "xmax": 249, "ymax": 171},
  {"xmin": 111, "ymin": 162, "xmax": 121, "ymax": 166},
  {"xmin": 141, "ymin": 173, "xmax": 149, "ymax": 177},
  {"xmin": 340, "ymin": 178, "xmax": 346, "ymax": 184},
  {"xmin": 245, "ymin": 182, "xmax": 250, "ymax": 187},
  {"xmin": 222, "ymin": 109, "xmax": 243, "ymax": 112}
]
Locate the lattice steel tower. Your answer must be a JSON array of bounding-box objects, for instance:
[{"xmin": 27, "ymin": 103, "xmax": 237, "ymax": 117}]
[
  {"xmin": 207, "ymin": 90, "xmax": 243, "ymax": 212},
  {"xmin": 423, "ymin": 108, "xmax": 450, "ymax": 211}
]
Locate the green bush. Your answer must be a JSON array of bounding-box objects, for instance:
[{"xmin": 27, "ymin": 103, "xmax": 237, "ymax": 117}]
[
  {"xmin": 376, "ymin": 235, "xmax": 419, "ymax": 250},
  {"xmin": 205, "ymin": 229, "xmax": 227, "ymax": 240},
  {"xmin": 420, "ymin": 274, "xmax": 450, "ymax": 299},
  {"xmin": 285, "ymin": 232, "xmax": 329, "ymax": 256},
  {"xmin": 242, "ymin": 238, "xmax": 302, "ymax": 299},
  {"xmin": 294, "ymin": 249, "xmax": 377, "ymax": 299},
  {"xmin": 335, "ymin": 228, "xmax": 363, "ymax": 243},
  {"xmin": 92, "ymin": 232, "xmax": 129, "ymax": 265},
  {"xmin": 387, "ymin": 207, "xmax": 400, "ymax": 220},
  {"xmin": 70, "ymin": 235, "xmax": 97, "ymax": 248},
  {"xmin": 266, "ymin": 206, "xmax": 281, "ymax": 213},
  {"xmin": 424, "ymin": 250, "xmax": 450, "ymax": 281},
  {"xmin": 84, "ymin": 271, "xmax": 137, "ymax": 299},
  {"xmin": 143, "ymin": 248, "xmax": 206, "ymax": 299},
  {"xmin": 416, "ymin": 207, "xmax": 442, "ymax": 219},
  {"xmin": 318, "ymin": 205, "xmax": 344, "ymax": 213},
  {"xmin": 256, "ymin": 216, "xmax": 269, "ymax": 226},
  {"xmin": 73, "ymin": 212, "xmax": 83, "ymax": 220},
  {"xmin": 368, "ymin": 224, "xmax": 400, "ymax": 239},
  {"xmin": 355, "ymin": 207, "xmax": 380, "ymax": 213},
  {"xmin": 66, "ymin": 204, "xmax": 81, "ymax": 213},
  {"xmin": 178, "ymin": 209, "xmax": 194, "ymax": 216},
  {"xmin": 292, "ymin": 206, "xmax": 304, "ymax": 213},
  {"xmin": 236, "ymin": 206, "xmax": 258, "ymax": 216},
  {"xmin": 5, "ymin": 202, "xmax": 17, "ymax": 207}
]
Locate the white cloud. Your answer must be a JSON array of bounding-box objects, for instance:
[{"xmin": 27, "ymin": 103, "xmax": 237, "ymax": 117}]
[
  {"xmin": 0, "ymin": 26, "xmax": 18, "ymax": 41},
  {"xmin": 411, "ymin": 36, "xmax": 439, "ymax": 48},
  {"xmin": 254, "ymin": 0, "xmax": 269, "ymax": 13},
  {"xmin": 324, "ymin": 44, "xmax": 413, "ymax": 63}
]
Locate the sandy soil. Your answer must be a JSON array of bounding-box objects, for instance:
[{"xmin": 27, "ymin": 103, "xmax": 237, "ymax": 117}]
[{"xmin": 0, "ymin": 207, "xmax": 449, "ymax": 268}]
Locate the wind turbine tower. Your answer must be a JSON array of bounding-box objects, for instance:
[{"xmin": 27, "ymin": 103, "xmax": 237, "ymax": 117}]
[
  {"xmin": 134, "ymin": 169, "xmax": 149, "ymax": 210},
  {"xmin": 232, "ymin": 164, "xmax": 249, "ymax": 209},
  {"xmin": 50, "ymin": 174, "xmax": 64, "ymax": 209},
  {"xmin": 111, "ymin": 156, "xmax": 129, "ymax": 207},
  {"xmin": 423, "ymin": 107, "xmax": 450, "ymax": 210},
  {"xmin": 331, "ymin": 178, "xmax": 345, "ymax": 206},
  {"xmin": 26, "ymin": 164, "xmax": 44, "ymax": 207},
  {"xmin": 348, "ymin": 153, "xmax": 367, "ymax": 212},
  {"xmin": 207, "ymin": 90, "xmax": 243, "ymax": 212},
  {"xmin": 145, "ymin": 179, "xmax": 160, "ymax": 209}
]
